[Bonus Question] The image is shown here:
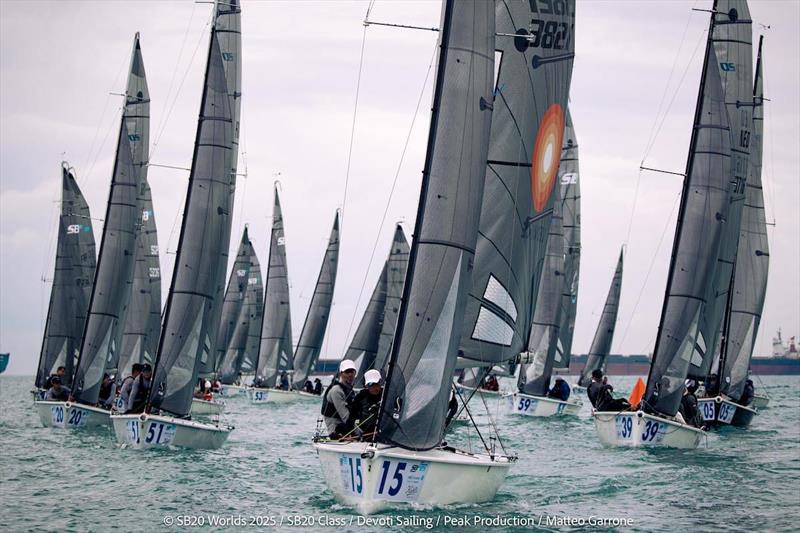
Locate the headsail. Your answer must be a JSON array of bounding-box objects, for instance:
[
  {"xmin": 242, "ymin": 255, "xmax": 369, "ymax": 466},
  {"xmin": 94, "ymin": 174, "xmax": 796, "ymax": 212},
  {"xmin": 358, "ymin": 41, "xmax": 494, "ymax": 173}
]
[
  {"xmin": 148, "ymin": 21, "xmax": 235, "ymax": 417},
  {"xmin": 690, "ymin": 0, "xmax": 753, "ymax": 380},
  {"xmin": 36, "ymin": 164, "xmax": 96, "ymax": 389},
  {"xmin": 644, "ymin": 20, "xmax": 733, "ymax": 417},
  {"xmin": 556, "ymin": 109, "xmax": 580, "ymax": 369},
  {"xmin": 721, "ymin": 35, "xmax": 769, "ymax": 400},
  {"xmin": 344, "ymin": 225, "xmax": 409, "ymax": 383},
  {"xmin": 458, "ymin": 0, "xmax": 576, "ymax": 366},
  {"xmin": 72, "ymin": 34, "xmax": 147, "ymax": 404},
  {"xmin": 291, "ymin": 213, "xmax": 340, "ymax": 389},
  {"xmin": 377, "ymin": 0, "xmax": 495, "ymax": 451},
  {"xmin": 517, "ymin": 198, "xmax": 565, "ymax": 396},
  {"xmin": 255, "ymin": 187, "xmax": 294, "ymax": 387},
  {"xmin": 577, "ymin": 248, "xmax": 623, "ymax": 387}
]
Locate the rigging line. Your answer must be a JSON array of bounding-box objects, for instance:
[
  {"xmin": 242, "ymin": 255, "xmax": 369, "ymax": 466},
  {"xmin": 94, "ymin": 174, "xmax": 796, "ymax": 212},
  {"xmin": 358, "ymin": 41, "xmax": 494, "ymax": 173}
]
[
  {"xmin": 616, "ymin": 191, "xmax": 682, "ymax": 353},
  {"xmin": 640, "ymin": 0, "xmax": 699, "ymax": 162},
  {"xmin": 152, "ymin": 1, "xmax": 197, "ymax": 160},
  {"xmin": 642, "ymin": 25, "xmax": 707, "ymax": 163},
  {"xmin": 151, "ymin": 10, "xmax": 212, "ymax": 161},
  {"xmin": 339, "ymin": 43, "xmax": 438, "ymax": 355}
]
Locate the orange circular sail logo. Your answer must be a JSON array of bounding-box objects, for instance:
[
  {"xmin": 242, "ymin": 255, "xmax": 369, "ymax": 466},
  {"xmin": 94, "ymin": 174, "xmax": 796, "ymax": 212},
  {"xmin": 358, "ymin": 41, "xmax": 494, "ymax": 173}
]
[{"xmin": 531, "ymin": 104, "xmax": 565, "ymax": 212}]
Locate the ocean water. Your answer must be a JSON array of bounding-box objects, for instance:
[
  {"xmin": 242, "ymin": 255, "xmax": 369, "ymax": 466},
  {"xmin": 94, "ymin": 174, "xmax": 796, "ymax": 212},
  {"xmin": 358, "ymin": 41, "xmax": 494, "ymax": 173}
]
[{"xmin": 1, "ymin": 375, "xmax": 798, "ymax": 532}]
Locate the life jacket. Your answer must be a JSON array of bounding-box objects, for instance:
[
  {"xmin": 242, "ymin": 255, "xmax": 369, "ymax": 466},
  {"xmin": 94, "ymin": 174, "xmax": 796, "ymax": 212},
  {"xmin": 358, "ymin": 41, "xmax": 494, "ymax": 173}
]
[{"xmin": 321, "ymin": 379, "xmax": 347, "ymax": 418}]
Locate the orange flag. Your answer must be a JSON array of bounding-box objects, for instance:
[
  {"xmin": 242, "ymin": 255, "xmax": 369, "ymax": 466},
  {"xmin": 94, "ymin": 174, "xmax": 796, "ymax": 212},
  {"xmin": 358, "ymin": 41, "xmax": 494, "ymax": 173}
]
[{"xmin": 628, "ymin": 377, "xmax": 646, "ymax": 408}]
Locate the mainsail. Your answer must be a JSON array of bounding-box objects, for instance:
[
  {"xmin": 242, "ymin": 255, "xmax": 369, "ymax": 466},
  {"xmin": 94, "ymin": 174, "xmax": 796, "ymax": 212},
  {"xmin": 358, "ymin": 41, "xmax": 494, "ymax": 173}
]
[
  {"xmin": 458, "ymin": 0, "xmax": 576, "ymax": 366},
  {"xmin": 241, "ymin": 246, "xmax": 264, "ymax": 378},
  {"xmin": 690, "ymin": 0, "xmax": 753, "ymax": 380},
  {"xmin": 72, "ymin": 34, "xmax": 147, "ymax": 404},
  {"xmin": 644, "ymin": 14, "xmax": 733, "ymax": 417},
  {"xmin": 556, "ymin": 110, "xmax": 580, "ymax": 369},
  {"xmin": 377, "ymin": 0, "xmax": 495, "ymax": 451},
  {"xmin": 577, "ymin": 249, "xmax": 623, "ymax": 387},
  {"xmin": 148, "ymin": 18, "xmax": 236, "ymax": 417},
  {"xmin": 720, "ymin": 35, "xmax": 769, "ymax": 400},
  {"xmin": 291, "ymin": 213, "xmax": 340, "ymax": 389},
  {"xmin": 255, "ymin": 186, "xmax": 294, "ymax": 387},
  {"xmin": 517, "ymin": 197, "xmax": 565, "ymax": 396},
  {"xmin": 35, "ymin": 164, "xmax": 96, "ymax": 389},
  {"xmin": 200, "ymin": 0, "xmax": 242, "ymax": 377},
  {"xmin": 211, "ymin": 228, "xmax": 252, "ymax": 376},
  {"xmin": 343, "ymin": 225, "xmax": 409, "ymax": 384}
]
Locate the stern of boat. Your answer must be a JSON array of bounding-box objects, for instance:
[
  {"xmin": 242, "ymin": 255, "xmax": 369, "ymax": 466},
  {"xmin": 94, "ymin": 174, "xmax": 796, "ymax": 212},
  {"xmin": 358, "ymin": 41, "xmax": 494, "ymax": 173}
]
[
  {"xmin": 34, "ymin": 400, "xmax": 110, "ymax": 429},
  {"xmin": 593, "ymin": 410, "xmax": 703, "ymax": 449},
  {"xmin": 112, "ymin": 413, "xmax": 232, "ymax": 450},
  {"xmin": 506, "ymin": 393, "xmax": 582, "ymax": 417}
]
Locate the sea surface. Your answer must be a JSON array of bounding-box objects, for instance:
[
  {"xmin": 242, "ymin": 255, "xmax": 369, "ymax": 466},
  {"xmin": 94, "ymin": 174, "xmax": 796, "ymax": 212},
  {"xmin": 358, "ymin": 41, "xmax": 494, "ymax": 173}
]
[{"xmin": 1, "ymin": 375, "xmax": 798, "ymax": 532}]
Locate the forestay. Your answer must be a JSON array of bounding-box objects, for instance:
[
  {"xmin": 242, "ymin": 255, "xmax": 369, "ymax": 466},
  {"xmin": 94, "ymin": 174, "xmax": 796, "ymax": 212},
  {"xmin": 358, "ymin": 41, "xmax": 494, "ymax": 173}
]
[
  {"xmin": 458, "ymin": 0, "xmax": 576, "ymax": 366},
  {"xmin": 291, "ymin": 213, "xmax": 339, "ymax": 389},
  {"xmin": 36, "ymin": 164, "xmax": 96, "ymax": 389},
  {"xmin": 377, "ymin": 0, "xmax": 495, "ymax": 451}
]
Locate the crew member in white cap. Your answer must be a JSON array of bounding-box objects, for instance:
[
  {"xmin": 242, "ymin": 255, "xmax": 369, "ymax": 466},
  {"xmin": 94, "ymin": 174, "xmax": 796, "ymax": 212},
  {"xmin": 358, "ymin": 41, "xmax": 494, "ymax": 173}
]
[
  {"xmin": 347, "ymin": 369, "xmax": 384, "ymax": 440},
  {"xmin": 320, "ymin": 360, "xmax": 357, "ymax": 438}
]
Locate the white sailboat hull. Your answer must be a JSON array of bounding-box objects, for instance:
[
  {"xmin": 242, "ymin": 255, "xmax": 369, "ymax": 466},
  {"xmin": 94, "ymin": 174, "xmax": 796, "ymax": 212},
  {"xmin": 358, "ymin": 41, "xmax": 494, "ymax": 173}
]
[
  {"xmin": 248, "ymin": 387, "xmax": 319, "ymax": 404},
  {"xmin": 111, "ymin": 413, "xmax": 231, "ymax": 450},
  {"xmin": 753, "ymin": 394, "xmax": 769, "ymax": 410},
  {"xmin": 190, "ymin": 397, "xmax": 225, "ymax": 415},
  {"xmin": 219, "ymin": 384, "xmax": 246, "ymax": 397},
  {"xmin": 35, "ymin": 400, "xmax": 111, "ymax": 429},
  {"xmin": 314, "ymin": 441, "xmax": 514, "ymax": 514},
  {"xmin": 593, "ymin": 410, "xmax": 704, "ymax": 449},
  {"xmin": 505, "ymin": 392, "xmax": 582, "ymax": 417},
  {"xmin": 698, "ymin": 396, "xmax": 757, "ymax": 428}
]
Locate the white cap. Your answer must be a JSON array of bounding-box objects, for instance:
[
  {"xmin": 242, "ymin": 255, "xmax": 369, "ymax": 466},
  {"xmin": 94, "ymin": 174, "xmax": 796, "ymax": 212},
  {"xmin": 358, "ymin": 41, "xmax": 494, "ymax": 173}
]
[
  {"xmin": 339, "ymin": 360, "xmax": 357, "ymax": 374},
  {"xmin": 364, "ymin": 369, "xmax": 382, "ymax": 386}
]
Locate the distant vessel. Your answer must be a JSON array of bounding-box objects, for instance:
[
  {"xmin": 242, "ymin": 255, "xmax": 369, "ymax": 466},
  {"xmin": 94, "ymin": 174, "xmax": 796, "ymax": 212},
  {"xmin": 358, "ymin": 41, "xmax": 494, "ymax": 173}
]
[
  {"xmin": 772, "ymin": 329, "xmax": 798, "ymax": 359},
  {"xmin": 0, "ymin": 353, "xmax": 9, "ymax": 374}
]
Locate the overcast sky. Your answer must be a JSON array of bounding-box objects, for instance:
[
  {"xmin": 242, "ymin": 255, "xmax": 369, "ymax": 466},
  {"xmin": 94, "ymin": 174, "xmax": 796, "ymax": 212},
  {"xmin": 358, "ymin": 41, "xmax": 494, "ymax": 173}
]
[{"xmin": 1, "ymin": 0, "xmax": 798, "ymax": 376}]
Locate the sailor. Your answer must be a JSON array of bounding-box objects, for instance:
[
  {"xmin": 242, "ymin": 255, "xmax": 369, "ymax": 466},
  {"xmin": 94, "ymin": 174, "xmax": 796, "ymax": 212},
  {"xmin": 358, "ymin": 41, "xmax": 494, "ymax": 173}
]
[
  {"xmin": 45, "ymin": 365, "xmax": 67, "ymax": 389},
  {"xmin": 679, "ymin": 379, "xmax": 703, "ymax": 428},
  {"xmin": 739, "ymin": 379, "xmax": 755, "ymax": 407},
  {"xmin": 98, "ymin": 373, "xmax": 116, "ymax": 408},
  {"xmin": 444, "ymin": 389, "xmax": 459, "ymax": 427},
  {"xmin": 321, "ymin": 360, "xmax": 357, "ymax": 439},
  {"xmin": 127, "ymin": 363, "xmax": 152, "ymax": 414},
  {"xmin": 547, "ymin": 377, "xmax": 571, "ymax": 401},
  {"xmin": 347, "ymin": 369, "xmax": 383, "ymax": 439},
  {"xmin": 279, "ymin": 371, "xmax": 289, "ymax": 390},
  {"xmin": 483, "ymin": 374, "xmax": 499, "ymax": 392},
  {"xmin": 44, "ymin": 376, "xmax": 70, "ymax": 401},
  {"xmin": 587, "ymin": 370, "xmax": 629, "ymax": 411},
  {"xmin": 117, "ymin": 363, "xmax": 142, "ymax": 413},
  {"xmin": 304, "ymin": 380, "xmax": 314, "ymax": 394},
  {"xmin": 313, "ymin": 378, "xmax": 323, "ymax": 395},
  {"xmin": 586, "ymin": 369, "xmax": 606, "ymax": 408}
]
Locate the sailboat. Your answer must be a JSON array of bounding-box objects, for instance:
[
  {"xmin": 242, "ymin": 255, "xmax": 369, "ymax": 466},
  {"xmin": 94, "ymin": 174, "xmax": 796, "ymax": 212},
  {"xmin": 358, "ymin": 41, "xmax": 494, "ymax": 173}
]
[
  {"xmin": 342, "ymin": 224, "xmax": 409, "ymax": 386},
  {"xmin": 251, "ymin": 212, "xmax": 339, "ymax": 403},
  {"xmin": 315, "ymin": 0, "xmax": 575, "ymax": 512},
  {"xmin": 698, "ymin": 32, "xmax": 767, "ymax": 429},
  {"xmin": 111, "ymin": 0, "xmax": 241, "ymax": 449},
  {"xmin": 36, "ymin": 34, "xmax": 147, "ymax": 430},
  {"xmin": 215, "ymin": 227, "xmax": 263, "ymax": 400},
  {"xmin": 593, "ymin": 0, "xmax": 746, "ymax": 449},
  {"xmin": 575, "ymin": 248, "xmax": 624, "ymax": 391},
  {"xmin": 508, "ymin": 186, "xmax": 582, "ymax": 417},
  {"xmin": 33, "ymin": 162, "xmax": 96, "ymax": 409}
]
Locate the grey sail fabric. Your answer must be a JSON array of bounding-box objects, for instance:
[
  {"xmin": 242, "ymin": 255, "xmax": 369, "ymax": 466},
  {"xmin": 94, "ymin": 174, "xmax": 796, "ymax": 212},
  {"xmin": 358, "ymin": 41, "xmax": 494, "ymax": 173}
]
[
  {"xmin": 721, "ymin": 35, "xmax": 768, "ymax": 400},
  {"xmin": 458, "ymin": 0, "xmax": 576, "ymax": 365},
  {"xmin": 202, "ymin": 0, "xmax": 242, "ymax": 377},
  {"xmin": 255, "ymin": 187, "xmax": 294, "ymax": 387},
  {"xmin": 118, "ymin": 180, "xmax": 160, "ymax": 381},
  {"xmin": 373, "ymin": 225, "xmax": 410, "ymax": 374},
  {"xmin": 72, "ymin": 36, "xmax": 147, "ymax": 404},
  {"xmin": 148, "ymin": 30, "xmax": 234, "ymax": 417},
  {"xmin": 241, "ymin": 248, "xmax": 264, "ymax": 379},
  {"xmin": 343, "ymin": 262, "xmax": 387, "ymax": 385},
  {"xmin": 377, "ymin": 0, "xmax": 495, "ymax": 451},
  {"xmin": 518, "ymin": 199, "xmax": 565, "ymax": 396},
  {"xmin": 118, "ymin": 35, "xmax": 158, "ymax": 382},
  {"xmin": 556, "ymin": 109, "xmax": 580, "ymax": 369},
  {"xmin": 211, "ymin": 228, "xmax": 252, "ymax": 376},
  {"xmin": 644, "ymin": 39, "xmax": 733, "ymax": 417},
  {"xmin": 690, "ymin": 0, "xmax": 753, "ymax": 380},
  {"xmin": 36, "ymin": 164, "xmax": 96, "ymax": 389},
  {"xmin": 577, "ymin": 249, "xmax": 623, "ymax": 387},
  {"xmin": 291, "ymin": 214, "xmax": 340, "ymax": 389}
]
